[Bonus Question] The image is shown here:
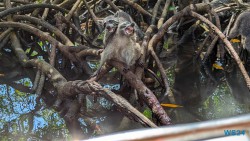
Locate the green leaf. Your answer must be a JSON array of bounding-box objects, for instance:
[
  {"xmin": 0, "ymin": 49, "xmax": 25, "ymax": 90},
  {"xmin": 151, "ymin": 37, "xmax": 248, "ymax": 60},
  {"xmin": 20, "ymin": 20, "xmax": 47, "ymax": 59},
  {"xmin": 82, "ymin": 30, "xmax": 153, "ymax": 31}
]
[
  {"xmin": 24, "ymin": 80, "xmax": 31, "ymax": 87},
  {"xmin": 15, "ymin": 89, "xmax": 25, "ymax": 96},
  {"xmin": 25, "ymin": 48, "xmax": 31, "ymax": 54},
  {"xmin": 38, "ymin": 41, "xmax": 43, "ymax": 47},
  {"xmin": 169, "ymin": 6, "xmax": 176, "ymax": 11},
  {"xmin": 31, "ymin": 51, "xmax": 38, "ymax": 57},
  {"xmin": 143, "ymin": 108, "xmax": 152, "ymax": 120}
]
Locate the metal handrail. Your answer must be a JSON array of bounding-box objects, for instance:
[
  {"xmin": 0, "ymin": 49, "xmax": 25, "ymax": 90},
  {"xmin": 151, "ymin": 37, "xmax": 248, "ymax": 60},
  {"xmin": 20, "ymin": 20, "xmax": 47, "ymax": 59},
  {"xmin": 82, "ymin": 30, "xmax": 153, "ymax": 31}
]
[{"xmin": 86, "ymin": 114, "xmax": 250, "ymax": 141}]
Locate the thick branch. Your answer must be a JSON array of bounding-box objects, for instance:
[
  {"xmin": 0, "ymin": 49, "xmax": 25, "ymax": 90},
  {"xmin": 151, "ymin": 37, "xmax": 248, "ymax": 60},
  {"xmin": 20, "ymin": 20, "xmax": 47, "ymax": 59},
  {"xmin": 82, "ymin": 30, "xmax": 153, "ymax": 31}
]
[
  {"xmin": 110, "ymin": 61, "xmax": 171, "ymax": 125},
  {"xmin": 12, "ymin": 15, "xmax": 74, "ymax": 46}
]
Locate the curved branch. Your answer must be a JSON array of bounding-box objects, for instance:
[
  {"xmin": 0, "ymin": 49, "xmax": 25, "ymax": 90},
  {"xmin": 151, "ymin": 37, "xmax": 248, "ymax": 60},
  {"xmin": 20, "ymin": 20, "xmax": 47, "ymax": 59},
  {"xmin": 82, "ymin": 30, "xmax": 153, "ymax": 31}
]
[
  {"xmin": 0, "ymin": 28, "xmax": 12, "ymax": 41},
  {"xmin": 83, "ymin": 0, "xmax": 102, "ymax": 32},
  {"xmin": 157, "ymin": 0, "xmax": 171, "ymax": 28},
  {"xmin": 76, "ymin": 49, "xmax": 101, "ymax": 59},
  {"xmin": 150, "ymin": 49, "xmax": 170, "ymax": 99},
  {"xmin": 151, "ymin": 0, "xmax": 163, "ymax": 25},
  {"xmin": 189, "ymin": 11, "xmax": 250, "ymax": 90},
  {"xmin": 148, "ymin": 3, "xmax": 250, "ymax": 90},
  {"xmin": 25, "ymin": 59, "xmax": 67, "ymax": 92},
  {"xmin": 103, "ymin": 0, "xmax": 120, "ymax": 11},
  {"xmin": 110, "ymin": 61, "xmax": 171, "ymax": 125},
  {"xmin": 12, "ymin": 15, "xmax": 74, "ymax": 46},
  {"xmin": 135, "ymin": 25, "xmax": 157, "ymax": 80},
  {"xmin": 26, "ymin": 59, "xmax": 157, "ymax": 127},
  {"xmin": 0, "ymin": 3, "xmax": 68, "ymax": 18},
  {"xmin": 0, "ymin": 22, "xmax": 78, "ymax": 62},
  {"xmin": 121, "ymin": 0, "xmax": 152, "ymax": 18}
]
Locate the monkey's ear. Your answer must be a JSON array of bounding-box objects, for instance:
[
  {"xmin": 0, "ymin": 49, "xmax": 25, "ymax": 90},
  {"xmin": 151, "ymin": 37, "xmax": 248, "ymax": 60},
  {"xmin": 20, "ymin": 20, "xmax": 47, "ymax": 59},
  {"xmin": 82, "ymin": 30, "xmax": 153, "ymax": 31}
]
[{"xmin": 114, "ymin": 10, "xmax": 124, "ymax": 17}]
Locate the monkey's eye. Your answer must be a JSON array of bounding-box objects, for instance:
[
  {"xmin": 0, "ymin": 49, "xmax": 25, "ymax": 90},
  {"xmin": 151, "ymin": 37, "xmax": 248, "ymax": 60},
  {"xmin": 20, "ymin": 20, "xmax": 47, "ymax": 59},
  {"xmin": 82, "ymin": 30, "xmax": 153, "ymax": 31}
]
[{"xmin": 109, "ymin": 20, "xmax": 118, "ymax": 25}]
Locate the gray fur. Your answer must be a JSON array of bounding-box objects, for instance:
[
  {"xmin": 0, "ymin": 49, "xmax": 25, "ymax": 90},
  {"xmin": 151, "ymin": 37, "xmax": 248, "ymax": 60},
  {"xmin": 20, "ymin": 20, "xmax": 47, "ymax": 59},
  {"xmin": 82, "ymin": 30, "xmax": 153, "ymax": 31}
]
[
  {"xmin": 115, "ymin": 10, "xmax": 144, "ymax": 41},
  {"xmin": 228, "ymin": 11, "xmax": 250, "ymax": 51},
  {"xmin": 99, "ymin": 20, "xmax": 142, "ymax": 70},
  {"xmin": 103, "ymin": 15, "xmax": 119, "ymax": 46}
]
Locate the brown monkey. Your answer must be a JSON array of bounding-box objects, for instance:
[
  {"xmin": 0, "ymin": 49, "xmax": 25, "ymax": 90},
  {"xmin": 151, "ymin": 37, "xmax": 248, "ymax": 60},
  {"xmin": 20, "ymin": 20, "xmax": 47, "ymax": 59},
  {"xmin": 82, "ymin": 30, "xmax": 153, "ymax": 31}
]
[{"xmin": 228, "ymin": 11, "xmax": 250, "ymax": 52}]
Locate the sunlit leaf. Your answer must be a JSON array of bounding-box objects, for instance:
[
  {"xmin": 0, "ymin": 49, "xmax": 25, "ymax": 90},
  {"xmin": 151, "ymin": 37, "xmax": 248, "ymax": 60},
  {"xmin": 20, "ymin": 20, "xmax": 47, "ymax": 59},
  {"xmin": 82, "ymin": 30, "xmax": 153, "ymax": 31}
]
[
  {"xmin": 161, "ymin": 103, "xmax": 183, "ymax": 108},
  {"xmin": 199, "ymin": 23, "xmax": 209, "ymax": 32},
  {"xmin": 15, "ymin": 89, "xmax": 25, "ymax": 96},
  {"xmin": 24, "ymin": 81, "xmax": 30, "ymax": 87},
  {"xmin": 213, "ymin": 63, "xmax": 224, "ymax": 70},
  {"xmin": 169, "ymin": 6, "xmax": 175, "ymax": 11},
  {"xmin": 38, "ymin": 41, "xmax": 43, "ymax": 47},
  {"xmin": 25, "ymin": 48, "xmax": 31, "ymax": 54},
  {"xmin": 230, "ymin": 38, "xmax": 241, "ymax": 43},
  {"xmin": 143, "ymin": 108, "xmax": 152, "ymax": 119},
  {"xmin": 0, "ymin": 73, "xmax": 4, "ymax": 77},
  {"xmin": 31, "ymin": 51, "xmax": 38, "ymax": 57}
]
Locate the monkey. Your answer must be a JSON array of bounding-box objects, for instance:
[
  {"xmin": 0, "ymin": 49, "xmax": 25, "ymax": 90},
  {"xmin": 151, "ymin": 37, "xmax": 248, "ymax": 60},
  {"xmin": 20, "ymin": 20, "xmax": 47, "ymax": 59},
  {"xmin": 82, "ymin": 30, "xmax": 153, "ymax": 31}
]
[
  {"xmin": 91, "ymin": 11, "xmax": 144, "ymax": 78},
  {"xmin": 102, "ymin": 15, "xmax": 119, "ymax": 46},
  {"xmin": 99, "ymin": 20, "xmax": 142, "ymax": 71},
  {"xmin": 102, "ymin": 10, "xmax": 143, "ymax": 45},
  {"xmin": 228, "ymin": 11, "xmax": 250, "ymax": 52}
]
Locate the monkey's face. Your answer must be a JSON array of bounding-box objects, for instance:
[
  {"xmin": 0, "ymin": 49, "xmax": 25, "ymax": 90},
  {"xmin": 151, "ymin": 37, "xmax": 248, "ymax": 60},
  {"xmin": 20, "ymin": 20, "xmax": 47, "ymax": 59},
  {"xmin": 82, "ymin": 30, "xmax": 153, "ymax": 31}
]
[
  {"xmin": 103, "ymin": 16, "xmax": 118, "ymax": 33},
  {"xmin": 105, "ymin": 22, "xmax": 117, "ymax": 33},
  {"xmin": 119, "ymin": 22, "xmax": 135, "ymax": 36},
  {"xmin": 124, "ymin": 23, "xmax": 135, "ymax": 35}
]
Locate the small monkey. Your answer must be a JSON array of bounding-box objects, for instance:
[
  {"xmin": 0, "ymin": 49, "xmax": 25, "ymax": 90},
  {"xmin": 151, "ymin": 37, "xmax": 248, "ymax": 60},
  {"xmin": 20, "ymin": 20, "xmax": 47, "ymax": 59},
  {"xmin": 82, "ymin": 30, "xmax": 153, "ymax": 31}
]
[
  {"xmin": 102, "ymin": 15, "xmax": 119, "ymax": 46},
  {"xmin": 228, "ymin": 11, "xmax": 250, "ymax": 52},
  {"xmin": 93, "ymin": 12, "xmax": 143, "ymax": 77},
  {"xmin": 102, "ymin": 10, "xmax": 143, "ymax": 44},
  {"xmin": 100, "ymin": 21, "xmax": 142, "ymax": 71}
]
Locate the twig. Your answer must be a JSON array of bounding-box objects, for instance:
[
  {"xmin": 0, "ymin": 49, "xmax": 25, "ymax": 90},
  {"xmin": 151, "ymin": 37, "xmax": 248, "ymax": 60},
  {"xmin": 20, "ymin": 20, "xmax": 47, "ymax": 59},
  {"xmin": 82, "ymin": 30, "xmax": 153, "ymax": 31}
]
[
  {"xmin": 83, "ymin": 0, "xmax": 102, "ymax": 32},
  {"xmin": 0, "ymin": 3, "xmax": 68, "ymax": 18},
  {"xmin": 135, "ymin": 25, "xmax": 157, "ymax": 80},
  {"xmin": 66, "ymin": 0, "xmax": 82, "ymax": 21},
  {"xmin": 0, "ymin": 27, "xmax": 12, "ymax": 41},
  {"xmin": 151, "ymin": 0, "xmax": 163, "ymax": 25},
  {"xmin": 157, "ymin": 0, "xmax": 172, "ymax": 28},
  {"xmin": 58, "ymin": 14, "xmax": 93, "ymax": 46},
  {"xmin": 150, "ymin": 49, "xmax": 170, "ymax": 99},
  {"xmin": 121, "ymin": 0, "xmax": 152, "ymax": 18},
  {"xmin": 12, "ymin": 15, "xmax": 74, "ymax": 46},
  {"xmin": 103, "ymin": 0, "xmax": 120, "ymax": 11},
  {"xmin": 32, "ymin": 70, "xmax": 41, "ymax": 91}
]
